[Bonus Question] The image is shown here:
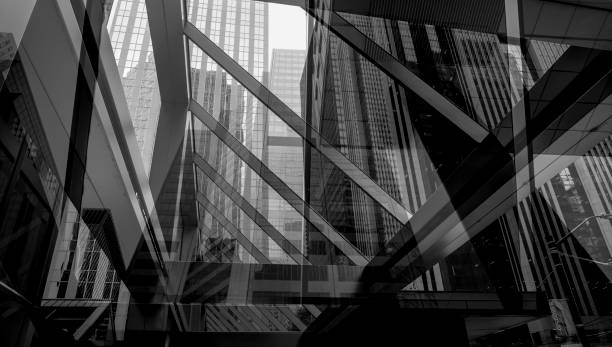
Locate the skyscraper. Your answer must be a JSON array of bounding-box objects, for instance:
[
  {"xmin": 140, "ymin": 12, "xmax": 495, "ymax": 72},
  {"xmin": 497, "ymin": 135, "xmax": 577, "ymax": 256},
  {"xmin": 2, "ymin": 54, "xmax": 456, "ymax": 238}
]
[
  {"xmin": 497, "ymin": 135, "xmax": 612, "ymax": 317},
  {"xmin": 265, "ymin": 49, "xmax": 306, "ymax": 256},
  {"xmin": 44, "ymin": 0, "xmax": 163, "ymax": 304},
  {"xmin": 0, "ymin": 32, "xmax": 17, "ymax": 88},
  {"xmin": 307, "ymin": 13, "xmax": 406, "ymax": 259},
  {"xmin": 107, "ymin": 0, "xmax": 161, "ymax": 174},
  {"xmin": 188, "ymin": 0, "xmax": 274, "ymax": 264}
]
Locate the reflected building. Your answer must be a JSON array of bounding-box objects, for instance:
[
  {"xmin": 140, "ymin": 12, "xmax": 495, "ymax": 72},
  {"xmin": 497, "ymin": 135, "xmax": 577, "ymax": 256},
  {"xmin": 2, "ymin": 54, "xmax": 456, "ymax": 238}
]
[
  {"xmin": 266, "ymin": 49, "xmax": 306, "ymax": 256},
  {"xmin": 307, "ymin": 12, "xmax": 575, "ymax": 290},
  {"xmin": 307, "ymin": 14, "xmax": 406, "ymax": 259},
  {"xmin": 500, "ymin": 137, "xmax": 612, "ymax": 316},
  {"xmin": 0, "ymin": 33, "xmax": 17, "ymax": 88},
  {"xmin": 43, "ymin": 0, "xmax": 152, "ymax": 303},
  {"xmin": 107, "ymin": 0, "xmax": 161, "ymax": 174},
  {"xmin": 188, "ymin": 0, "xmax": 272, "ymax": 265},
  {"xmin": 339, "ymin": 14, "xmax": 568, "ymax": 130}
]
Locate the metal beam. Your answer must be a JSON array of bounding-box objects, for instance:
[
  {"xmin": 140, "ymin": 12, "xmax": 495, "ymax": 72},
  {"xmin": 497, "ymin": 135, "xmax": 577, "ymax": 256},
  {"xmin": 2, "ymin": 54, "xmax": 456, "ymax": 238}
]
[
  {"xmin": 185, "ymin": 22, "xmax": 412, "ymax": 226},
  {"xmin": 277, "ymin": 306, "xmax": 308, "ymax": 331},
  {"xmin": 357, "ymin": 0, "xmax": 612, "ymax": 49},
  {"xmin": 311, "ymin": 9, "xmax": 489, "ymax": 143},
  {"xmin": 368, "ymin": 46, "xmax": 612, "ymax": 292},
  {"xmin": 207, "ymin": 305, "xmax": 234, "ymax": 331},
  {"xmin": 194, "ymin": 154, "xmax": 309, "ymax": 265},
  {"xmin": 259, "ymin": 0, "xmax": 612, "ymax": 50},
  {"xmin": 237, "ymin": 306, "xmax": 268, "ymax": 331},
  {"xmin": 197, "ymin": 195, "xmax": 272, "ymax": 265},
  {"xmin": 190, "ymin": 101, "xmax": 368, "ymax": 265},
  {"xmin": 256, "ymin": 306, "xmax": 288, "ymax": 331},
  {"xmin": 183, "ymin": 263, "xmax": 231, "ymax": 298},
  {"xmin": 49, "ymin": 0, "xmax": 171, "ymax": 297},
  {"xmin": 146, "ymin": 0, "xmax": 190, "ymax": 200},
  {"xmin": 73, "ymin": 302, "xmax": 110, "ymax": 341}
]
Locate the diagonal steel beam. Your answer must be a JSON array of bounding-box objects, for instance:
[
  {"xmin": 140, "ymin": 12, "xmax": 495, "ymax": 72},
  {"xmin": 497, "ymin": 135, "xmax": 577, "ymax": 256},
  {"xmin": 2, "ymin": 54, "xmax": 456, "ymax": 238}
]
[
  {"xmin": 183, "ymin": 263, "xmax": 230, "ymax": 298},
  {"xmin": 227, "ymin": 306, "xmax": 258, "ymax": 332},
  {"xmin": 207, "ymin": 304, "xmax": 233, "ymax": 331},
  {"xmin": 190, "ymin": 101, "xmax": 368, "ymax": 265},
  {"xmin": 197, "ymin": 195, "xmax": 272, "ymax": 265},
  {"xmin": 311, "ymin": 9, "xmax": 489, "ymax": 143},
  {"xmin": 146, "ymin": 0, "xmax": 190, "ymax": 201},
  {"xmin": 216, "ymin": 306, "xmax": 249, "ymax": 331},
  {"xmin": 253, "ymin": 0, "xmax": 489, "ymax": 142},
  {"xmin": 237, "ymin": 306, "xmax": 267, "ymax": 331},
  {"xmin": 73, "ymin": 302, "xmax": 111, "ymax": 341},
  {"xmin": 185, "ymin": 22, "xmax": 412, "ymax": 226},
  {"xmin": 260, "ymin": 0, "xmax": 612, "ymax": 51},
  {"xmin": 58, "ymin": 0, "xmax": 171, "ymax": 293},
  {"xmin": 277, "ymin": 306, "xmax": 308, "ymax": 331},
  {"xmin": 367, "ymin": 47, "xmax": 612, "ymax": 293},
  {"xmin": 194, "ymin": 154, "xmax": 310, "ymax": 265},
  {"xmin": 197, "ymin": 278, "xmax": 230, "ymax": 303},
  {"xmin": 257, "ymin": 306, "xmax": 288, "ymax": 331}
]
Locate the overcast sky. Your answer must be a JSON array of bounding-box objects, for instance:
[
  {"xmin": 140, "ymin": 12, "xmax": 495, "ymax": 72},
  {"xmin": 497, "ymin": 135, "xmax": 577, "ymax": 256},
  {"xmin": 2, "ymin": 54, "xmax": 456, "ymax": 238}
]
[{"xmin": 268, "ymin": 3, "xmax": 308, "ymax": 61}]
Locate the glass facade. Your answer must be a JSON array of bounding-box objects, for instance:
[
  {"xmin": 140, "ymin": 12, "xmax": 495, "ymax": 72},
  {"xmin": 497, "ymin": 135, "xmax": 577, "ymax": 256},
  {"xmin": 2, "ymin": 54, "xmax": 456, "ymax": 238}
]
[{"xmin": 2, "ymin": 0, "xmax": 612, "ymax": 346}]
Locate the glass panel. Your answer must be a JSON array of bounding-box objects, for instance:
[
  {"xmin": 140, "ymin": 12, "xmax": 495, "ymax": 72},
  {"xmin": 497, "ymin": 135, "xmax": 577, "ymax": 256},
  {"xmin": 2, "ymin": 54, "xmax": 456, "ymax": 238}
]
[
  {"xmin": 189, "ymin": 44, "xmax": 406, "ymax": 259},
  {"xmin": 337, "ymin": 12, "xmax": 570, "ymax": 132},
  {"xmin": 0, "ymin": 11, "xmax": 125, "ymax": 306},
  {"xmin": 187, "ymin": 3, "xmax": 487, "ymax": 215},
  {"xmin": 193, "ymin": 115, "xmax": 363, "ymax": 263},
  {"xmin": 196, "ymin": 167, "xmax": 296, "ymax": 265},
  {"xmin": 0, "ymin": 168, "xmax": 53, "ymax": 299},
  {"xmin": 107, "ymin": 0, "xmax": 161, "ymax": 174},
  {"xmin": 185, "ymin": 1, "xmax": 419, "ymax": 210},
  {"xmin": 197, "ymin": 202, "xmax": 257, "ymax": 264}
]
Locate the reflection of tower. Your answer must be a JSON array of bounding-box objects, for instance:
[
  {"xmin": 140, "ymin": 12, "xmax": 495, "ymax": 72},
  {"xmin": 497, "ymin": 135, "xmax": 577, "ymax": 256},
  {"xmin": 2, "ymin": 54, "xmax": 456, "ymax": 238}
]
[
  {"xmin": 121, "ymin": 55, "xmax": 161, "ymax": 172},
  {"xmin": 0, "ymin": 32, "xmax": 16, "ymax": 81},
  {"xmin": 188, "ymin": 0, "xmax": 269, "ymax": 264},
  {"xmin": 500, "ymin": 136, "xmax": 612, "ymax": 316},
  {"xmin": 307, "ymin": 14, "xmax": 409, "ymax": 258},
  {"xmin": 0, "ymin": 32, "xmax": 16, "ymax": 62},
  {"xmin": 451, "ymin": 29, "xmax": 524, "ymax": 129},
  {"xmin": 107, "ymin": 0, "xmax": 161, "ymax": 173},
  {"xmin": 312, "ymin": 14, "xmax": 573, "ymax": 290},
  {"xmin": 265, "ymin": 49, "xmax": 306, "ymax": 257},
  {"xmin": 0, "ymin": 35, "xmax": 120, "ymax": 303},
  {"xmin": 450, "ymin": 30, "xmax": 567, "ymax": 129},
  {"xmin": 525, "ymin": 39, "xmax": 569, "ymax": 80}
]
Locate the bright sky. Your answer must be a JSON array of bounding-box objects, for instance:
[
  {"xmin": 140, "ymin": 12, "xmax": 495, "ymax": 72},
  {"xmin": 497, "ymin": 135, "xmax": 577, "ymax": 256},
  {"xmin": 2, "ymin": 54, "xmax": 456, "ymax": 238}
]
[{"xmin": 268, "ymin": 3, "xmax": 307, "ymax": 62}]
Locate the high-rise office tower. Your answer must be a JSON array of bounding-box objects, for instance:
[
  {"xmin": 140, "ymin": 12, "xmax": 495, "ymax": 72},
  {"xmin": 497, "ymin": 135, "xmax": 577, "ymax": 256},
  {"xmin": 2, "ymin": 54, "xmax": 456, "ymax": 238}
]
[
  {"xmin": 107, "ymin": 0, "xmax": 161, "ymax": 174},
  {"xmin": 449, "ymin": 30, "xmax": 568, "ymax": 129},
  {"xmin": 307, "ymin": 13, "xmax": 406, "ymax": 259},
  {"xmin": 313, "ymin": 13, "xmax": 572, "ymax": 290},
  {"xmin": 265, "ymin": 49, "xmax": 306, "ymax": 256},
  {"xmin": 340, "ymin": 14, "xmax": 568, "ymax": 131},
  {"xmin": 498, "ymin": 135, "xmax": 612, "ymax": 317},
  {"xmin": 0, "ymin": 33, "xmax": 17, "ymax": 88},
  {"xmin": 187, "ymin": 0, "xmax": 276, "ymax": 264}
]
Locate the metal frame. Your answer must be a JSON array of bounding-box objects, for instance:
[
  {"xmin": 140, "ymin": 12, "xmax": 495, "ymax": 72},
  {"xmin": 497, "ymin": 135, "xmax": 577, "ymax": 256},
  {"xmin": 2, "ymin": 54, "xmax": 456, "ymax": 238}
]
[
  {"xmin": 184, "ymin": 22, "xmax": 412, "ymax": 226},
  {"xmin": 370, "ymin": 48, "xmax": 612, "ymax": 292},
  {"xmin": 190, "ymin": 100, "xmax": 368, "ymax": 265},
  {"xmin": 194, "ymin": 154, "xmax": 310, "ymax": 265},
  {"xmin": 146, "ymin": 0, "xmax": 190, "ymax": 201},
  {"xmin": 311, "ymin": 9, "xmax": 490, "ymax": 143},
  {"xmin": 197, "ymin": 194, "xmax": 272, "ymax": 264}
]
